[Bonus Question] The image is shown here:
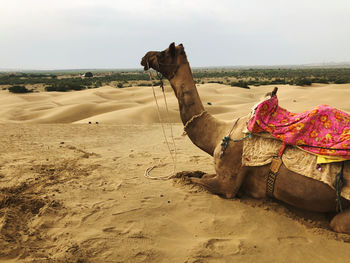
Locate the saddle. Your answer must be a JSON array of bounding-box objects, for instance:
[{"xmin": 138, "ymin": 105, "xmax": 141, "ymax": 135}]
[
  {"xmin": 245, "ymin": 90, "xmax": 350, "ymax": 208},
  {"xmin": 247, "ymin": 92, "xmax": 350, "ymax": 160}
]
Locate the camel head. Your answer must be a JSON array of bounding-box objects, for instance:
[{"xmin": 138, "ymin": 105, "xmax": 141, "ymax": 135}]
[{"xmin": 141, "ymin": 42, "xmax": 188, "ymax": 79}]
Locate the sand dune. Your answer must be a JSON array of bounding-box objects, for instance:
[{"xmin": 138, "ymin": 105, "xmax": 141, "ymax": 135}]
[
  {"xmin": 1, "ymin": 83, "xmax": 350, "ymax": 262},
  {"xmin": 2, "ymin": 83, "xmax": 350, "ymax": 125}
]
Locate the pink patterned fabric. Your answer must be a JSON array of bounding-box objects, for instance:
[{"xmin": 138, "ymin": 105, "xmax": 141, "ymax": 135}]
[{"xmin": 247, "ymin": 95, "xmax": 350, "ymax": 158}]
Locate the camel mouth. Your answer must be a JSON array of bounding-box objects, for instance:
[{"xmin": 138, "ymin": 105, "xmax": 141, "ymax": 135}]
[
  {"xmin": 141, "ymin": 51, "xmax": 160, "ymax": 71},
  {"xmin": 140, "ymin": 57, "xmax": 149, "ymax": 71}
]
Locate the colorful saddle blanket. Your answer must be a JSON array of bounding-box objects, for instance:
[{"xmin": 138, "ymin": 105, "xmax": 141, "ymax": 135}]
[{"xmin": 247, "ymin": 95, "xmax": 350, "ymax": 159}]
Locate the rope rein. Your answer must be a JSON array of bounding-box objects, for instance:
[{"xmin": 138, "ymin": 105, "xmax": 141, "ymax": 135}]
[
  {"xmin": 182, "ymin": 111, "xmax": 207, "ymax": 136},
  {"xmin": 144, "ymin": 65, "xmax": 177, "ymax": 180}
]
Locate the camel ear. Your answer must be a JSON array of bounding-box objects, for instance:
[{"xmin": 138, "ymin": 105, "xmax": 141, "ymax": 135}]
[
  {"xmin": 179, "ymin": 43, "xmax": 184, "ymax": 51},
  {"xmin": 169, "ymin": 42, "xmax": 176, "ymax": 57}
]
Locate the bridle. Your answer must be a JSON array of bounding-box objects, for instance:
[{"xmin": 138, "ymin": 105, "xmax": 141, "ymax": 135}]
[
  {"xmin": 157, "ymin": 61, "xmax": 181, "ymax": 80},
  {"xmin": 145, "ymin": 52, "xmax": 189, "ymax": 81}
]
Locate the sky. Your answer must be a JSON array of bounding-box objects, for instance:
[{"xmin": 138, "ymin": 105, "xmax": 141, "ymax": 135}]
[{"xmin": 1, "ymin": 0, "xmax": 350, "ymax": 69}]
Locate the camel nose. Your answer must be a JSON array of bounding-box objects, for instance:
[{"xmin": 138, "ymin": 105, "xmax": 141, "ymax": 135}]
[
  {"xmin": 140, "ymin": 56, "xmax": 146, "ymax": 67},
  {"xmin": 141, "ymin": 51, "xmax": 160, "ymax": 70},
  {"xmin": 140, "ymin": 56, "xmax": 149, "ymax": 70}
]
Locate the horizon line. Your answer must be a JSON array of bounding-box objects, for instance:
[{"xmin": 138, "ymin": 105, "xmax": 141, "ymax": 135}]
[{"xmin": 1, "ymin": 62, "xmax": 350, "ymax": 72}]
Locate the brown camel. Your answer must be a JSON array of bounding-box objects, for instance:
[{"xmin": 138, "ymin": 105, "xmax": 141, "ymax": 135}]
[{"xmin": 141, "ymin": 42, "xmax": 350, "ymax": 234}]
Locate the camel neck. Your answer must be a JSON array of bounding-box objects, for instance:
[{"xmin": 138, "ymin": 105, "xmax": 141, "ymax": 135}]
[
  {"xmin": 169, "ymin": 63, "xmax": 226, "ymax": 156},
  {"xmin": 169, "ymin": 63, "xmax": 205, "ymax": 125}
]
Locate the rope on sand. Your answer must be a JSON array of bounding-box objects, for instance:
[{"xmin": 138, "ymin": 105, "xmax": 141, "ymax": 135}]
[{"xmin": 144, "ymin": 68, "xmax": 177, "ymax": 180}]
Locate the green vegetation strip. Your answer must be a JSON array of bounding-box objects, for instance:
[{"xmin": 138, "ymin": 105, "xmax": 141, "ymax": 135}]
[{"xmin": 1, "ymin": 68, "xmax": 349, "ymax": 93}]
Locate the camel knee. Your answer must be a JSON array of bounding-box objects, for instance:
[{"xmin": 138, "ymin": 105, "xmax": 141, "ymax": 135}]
[
  {"xmin": 190, "ymin": 176, "xmax": 220, "ymax": 192},
  {"xmin": 330, "ymin": 209, "xmax": 350, "ymax": 234},
  {"xmin": 190, "ymin": 176, "xmax": 235, "ymax": 198},
  {"xmin": 202, "ymin": 173, "xmax": 216, "ymax": 180}
]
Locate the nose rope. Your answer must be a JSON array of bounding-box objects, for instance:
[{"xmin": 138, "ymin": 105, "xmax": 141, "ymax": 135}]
[{"xmin": 144, "ymin": 62, "xmax": 177, "ymax": 180}]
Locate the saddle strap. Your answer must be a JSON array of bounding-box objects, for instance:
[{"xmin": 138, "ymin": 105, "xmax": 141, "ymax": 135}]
[
  {"xmin": 334, "ymin": 161, "xmax": 345, "ymax": 213},
  {"xmin": 266, "ymin": 143, "xmax": 287, "ymax": 197},
  {"xmin": 266, "ymin": 157, "xmax": 283, "ymax": 197}
]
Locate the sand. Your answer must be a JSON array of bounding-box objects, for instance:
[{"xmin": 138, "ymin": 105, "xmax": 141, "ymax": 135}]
[{"xmin": 1, "ymin": 83, "xmax": 350, "ymax": 262}]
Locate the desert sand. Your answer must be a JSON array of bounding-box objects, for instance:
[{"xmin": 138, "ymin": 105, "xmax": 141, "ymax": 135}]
[{"xmin": 1, "ymin": 83, "xmax": 350, "ymax": 262}]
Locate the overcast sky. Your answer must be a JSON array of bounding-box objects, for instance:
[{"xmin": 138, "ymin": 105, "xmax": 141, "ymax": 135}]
[{"xmin": 1, "ymin": 0, "xmax": 350, "ymax": 69}]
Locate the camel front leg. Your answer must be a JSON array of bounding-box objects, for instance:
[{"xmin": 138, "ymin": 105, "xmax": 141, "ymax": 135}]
[
  {"xmin": 190, "ymin": 169, "xmax": 246, "ymax": 199},
  {"xmin": 190, "ymin": 175, "xmax": 223, "ymax": 196},
  {"xmin": 330, "ymin": 208, "xmax": 350, "ymax": 234}
]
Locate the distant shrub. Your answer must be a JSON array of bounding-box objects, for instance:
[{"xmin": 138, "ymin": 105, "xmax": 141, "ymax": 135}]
[
  {"xmin": 117, "ymin": 83, "xmax": 123, "ymax": 88},
  {"xmin": 8, "ymin": 85, "xmax": 32, "ymax": 93},
  {"xmin": 152, "ymin": 81, "xmax": 162, "ymax": 86},
  {"xmin": 294, "ymin": 78, "xmax": 312, "ymax": 86},
  {"xmin": 270, "ymin": 78, "xmax": 286, "ymax": 85},
  {"xmin": 230, "ymin": 80, "xmax": 250, "ymax": 89},
  {"xmin": 94, "ymin": 81, "xmax": 102, "ymax": 88},
  {"xmin": 70, "ymin": 84, "xmax": 85, "ymax": 90},
  {"xmin": 208, "ymin": 80, "xmax": 224, "ymax": 84},
  {"xmin": 136, "ymin": 82, "xmax": 152, "ymax": 86},
  {"xmin": 313, "ymin": 78, "xmax": 329, "ymax": 84},
  {"xmin": 135, "ymin": 81, "xmax": 161, "ymax": 87},
  {"xmin": 334, "ymin": 78, "xmax": 349, "ymax": 84},
  {"xmin": 45, "ymin": 83, "xmax": 85, "ymax": 92},
  {"xmin": 84, "ymin": 72, "xmax": 93, "ymax": 78}
]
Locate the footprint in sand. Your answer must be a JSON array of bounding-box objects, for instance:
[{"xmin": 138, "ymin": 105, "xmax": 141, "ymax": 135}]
[
  {"xmin": 277, "ymin": 236, "xmax": 310, "ymax": 245},
  {"xmin": 204, "ymin": 238, "xmax": 242, "ymax": 255},
  {"xmin": 102, "ymin": 226, "xmax": 117, "ymax": 233},
  {"xmin": 191, "ymin": 237, "xmax": 262, "ymax": 261},
  {"xmin": 192, "ymin": 238, "xmax": 243, "ymax": 260},
  {"xmin": 189, "ymin": 155, "xmax": 202, "ymax": 163},
  {"xmin": 140, "ymin": 196, "xmax": 152, "ymax": 204}
]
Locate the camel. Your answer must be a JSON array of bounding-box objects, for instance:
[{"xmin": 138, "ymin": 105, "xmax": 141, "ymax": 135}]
[{"xmin": 141, "ymin": 42, "xmax": 350, "ymax": 234}]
